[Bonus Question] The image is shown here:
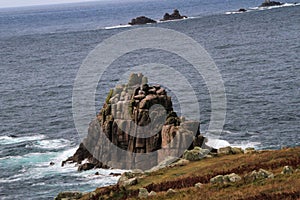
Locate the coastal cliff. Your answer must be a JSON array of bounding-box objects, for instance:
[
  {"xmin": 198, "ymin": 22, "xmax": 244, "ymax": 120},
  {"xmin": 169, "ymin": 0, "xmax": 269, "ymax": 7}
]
[{"xmin": 56, "ymin": 147, "xmax": 300, "ymax": 200}]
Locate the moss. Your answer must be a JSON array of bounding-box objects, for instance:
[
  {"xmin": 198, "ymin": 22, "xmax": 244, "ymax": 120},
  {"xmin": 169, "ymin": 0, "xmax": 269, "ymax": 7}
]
[{"xmin": 105, "ymin": 89, "xmax": 114, "ymax": 104}]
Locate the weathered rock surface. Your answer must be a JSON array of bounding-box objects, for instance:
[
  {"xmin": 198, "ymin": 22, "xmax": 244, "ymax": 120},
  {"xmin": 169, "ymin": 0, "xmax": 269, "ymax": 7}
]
[
  {"xmin": 129, "ymin": 16, "xmax": 156, "ymax": 25},
  {"xmin": 244, "ymin": 168, "xmax": 274, "ymax": 182},
  {"xmin": 55, "ymin": 191, "xmax": 84, "ymax": 200},
  {"xmin": 63, "ymin": 73, "xmax": 211, "ymax": 170},
  {"xmin": 138, "ymin": 188, "xmax": 149, "ymax": 198},
  {"xmin": 210, "ymin": 173, "xmax": 241, "ymax": 184},
  {"xmin": 183, "ymin": 146, "xmax": 210, "ymax": 161},
  {"xmin": 161, "ymin": 9, "xmax": 187, "ymax": 21},
  {"xmin": 218, "ymin": 146, "xmax": 243, "ymax": 155}
]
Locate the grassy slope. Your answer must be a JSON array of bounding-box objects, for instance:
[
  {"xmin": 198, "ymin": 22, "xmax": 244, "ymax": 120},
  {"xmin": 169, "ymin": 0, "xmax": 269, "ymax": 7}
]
[{"xmin": 81, "ymin": 147, "xmax": 300, "ymax": 200}]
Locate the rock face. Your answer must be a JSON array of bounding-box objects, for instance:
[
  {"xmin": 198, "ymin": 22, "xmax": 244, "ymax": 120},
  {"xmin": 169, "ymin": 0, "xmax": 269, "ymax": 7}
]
[
  {"xmin": 129, "ymin": 16, "xmax": 156, "ymax": 25},
  {"xmin": 63, "ymin": 73, "xmax": 209, "ymax": 170},
  {"xmin": 161, "ymin": 9, "xmax": 187, "ymax": 21},
  {"xmin": 260, "ymin": 1, "xmax": 283, "ymax": 7}
]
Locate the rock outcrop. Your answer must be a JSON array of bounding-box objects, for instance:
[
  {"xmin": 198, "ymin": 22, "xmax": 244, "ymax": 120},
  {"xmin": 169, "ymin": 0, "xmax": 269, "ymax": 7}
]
[
  {"xmin": 128, "ymin": 16, "xmax": 156, "ymax": 25},
  {"xmin": 210, "ymin": 173, "xmax": 242, "ymax": 184},
  {"xmin": 161, "ymin": 9, "xmax": 187, "ymax": 21},
  {"xmin": 63, "ymin": 73, "xmax": 210, "ymax": 170}
]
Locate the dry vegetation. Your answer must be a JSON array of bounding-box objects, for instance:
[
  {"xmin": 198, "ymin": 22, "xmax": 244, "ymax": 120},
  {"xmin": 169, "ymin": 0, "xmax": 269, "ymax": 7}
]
[{"xmin": 80, "ymin": 147, "xmax": 300, "ymax": 200}]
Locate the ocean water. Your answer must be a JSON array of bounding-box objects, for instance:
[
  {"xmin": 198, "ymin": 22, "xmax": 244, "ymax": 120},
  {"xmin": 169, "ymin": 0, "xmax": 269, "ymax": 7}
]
[{"xmin": 1, "ymin": 0, "xmax": 300, "ymax": 199}]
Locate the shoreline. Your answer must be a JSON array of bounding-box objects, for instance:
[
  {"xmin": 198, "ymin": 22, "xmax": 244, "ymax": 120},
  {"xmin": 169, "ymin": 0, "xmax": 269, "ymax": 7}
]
[{"xmin": 55, "ymin": 146, "xmax": 300, "ymax": 200}]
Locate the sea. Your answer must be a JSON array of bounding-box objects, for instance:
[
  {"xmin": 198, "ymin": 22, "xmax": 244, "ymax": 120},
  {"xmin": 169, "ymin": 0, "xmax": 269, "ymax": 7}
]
[{"xmin": 0, "ymin": 0, "xmax": 299, "ymax": 199}]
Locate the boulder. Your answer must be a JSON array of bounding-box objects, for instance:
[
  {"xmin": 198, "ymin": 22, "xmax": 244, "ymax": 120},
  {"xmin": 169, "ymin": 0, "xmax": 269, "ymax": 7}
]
[
  {"xmin": 129, "ymin": 16, "xmax": 157, "ymax": 25},
  {"xmin": 210, "ymin": 173, "xmax": 241, "ymax": 184},
  {"xmin": 245, "ymin": 169, "xmax": 274, "ymax": 182},
  {"xmin": 122, "ymin": 177, "xmax": 138, "ymax": 187},
  {"xmin": 281, "ymin": 166, "xmax": 294, "ymax": 175},
  {"xmin": 183, "ymin": 147, "xmax": 210, "ymax": 161},
  {"xmin": 148, "ymin": 191, "xmax": 157, "ymax": 197},
  {"xmin": 227, "ymin": 173, "xmax": 242, "ymax": 183},
  {"xmin": 166, "ymin": 188, "xmax": 176, "ymax": 195},
  {"xmin": 195, "ymin": 182, "xmax": 203, "ymax": 188},
  {"xmin": 55, "ymin": 191, "xmax": 83, "ymax": 200},
  {"xmin": 210, "ymin": 175, "xmax": 225, "ymax": 184},
  {"xmin": 77, "ymin": 163, "xmax": 95, "ymax": 171},
  {"xmin": 218, "ymin": 146, "xmax": 243, "ymax": 155},
  {"xmin": 138, "ymin": 188, "xmax": 149, "ymax": 199}
]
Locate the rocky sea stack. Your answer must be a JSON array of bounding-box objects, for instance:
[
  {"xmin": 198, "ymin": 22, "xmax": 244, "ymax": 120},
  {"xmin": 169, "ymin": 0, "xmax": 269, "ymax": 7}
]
[{"xmin": 63, "ymin": 73, "xmax": 209, "ymax": 170}]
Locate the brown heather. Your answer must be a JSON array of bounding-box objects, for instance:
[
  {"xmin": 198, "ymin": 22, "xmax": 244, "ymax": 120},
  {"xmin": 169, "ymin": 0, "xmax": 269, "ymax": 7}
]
[{"xmin": 80, "ymin": 147, "xmax": 300, "ymax": 200}]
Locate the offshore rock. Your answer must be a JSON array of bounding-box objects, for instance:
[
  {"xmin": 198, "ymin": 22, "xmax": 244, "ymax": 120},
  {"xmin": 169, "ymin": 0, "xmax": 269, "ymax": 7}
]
[
  {"xmin": 63, "ymin": 73, "xmax": 209, "ymax": 170},
  {"xmin": 161, "ymin": 9, "xmax": 187, "ymax": 21},
  {"xmin": 129, "ymin": 16, "xmax": 157, "ymax": 25},
  {"xmin": 260, "ymin": 1, "xmax": 283, "ymax": 7}
]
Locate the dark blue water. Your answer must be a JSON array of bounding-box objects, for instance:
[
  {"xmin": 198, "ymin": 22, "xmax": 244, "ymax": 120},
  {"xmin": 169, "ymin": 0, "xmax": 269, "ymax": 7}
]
[{"xmin": 0, "ymin": 0, "xmax": 300, "ymax": 199}]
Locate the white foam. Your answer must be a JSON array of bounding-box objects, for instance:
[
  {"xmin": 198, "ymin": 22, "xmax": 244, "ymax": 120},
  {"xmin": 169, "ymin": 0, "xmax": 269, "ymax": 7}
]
[
  {"xmin": 206, "ymin": 138, "xmax": 260, "ymax": 150},
  {"xmin": 0, "ymin": 135, "xmax": 45, "ymax": 145},
  {"xmin": 27, "ymin": 138, "xmax": 72, "ymax": 150},
  {"xmin": 231, "ymin": 141, "xmax": 261, "ymax": 149},
  {"xmin": 225, "ymin": 11, "xmax": 247, "ymax": 15},
  {"xmin": 104, "ymin": 24, "xmax": 132, "ymax": 30},
  {"xmin": 228, "ymin": 3, "xmax": 300, "ymax": 15},
  {"xmin": 206, "ymin": 138, "xmax": 231, "ymax": 149}
]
